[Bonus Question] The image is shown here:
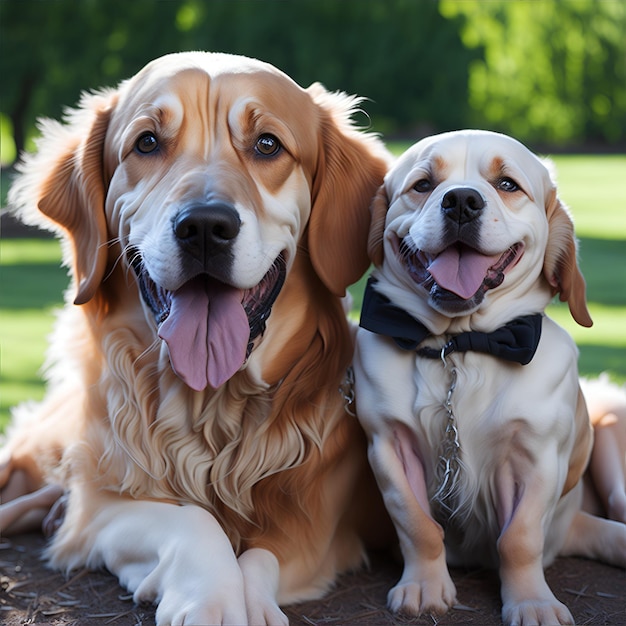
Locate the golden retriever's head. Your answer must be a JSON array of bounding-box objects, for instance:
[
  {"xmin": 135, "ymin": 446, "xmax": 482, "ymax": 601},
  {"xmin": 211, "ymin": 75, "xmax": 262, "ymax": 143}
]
[
  {"xmin": 10, "ymin": 52, "xmax": 388, "ymax": 391},
  {"xmin": 368, "ymin": 130, "xmax": 592, "ymax": 329}
]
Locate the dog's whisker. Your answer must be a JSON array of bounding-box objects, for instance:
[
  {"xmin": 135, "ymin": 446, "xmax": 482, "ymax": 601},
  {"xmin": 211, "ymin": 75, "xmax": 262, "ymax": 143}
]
[{"xmin": 103, "ymin": 242, "xmax": 131, "ymax": 284}]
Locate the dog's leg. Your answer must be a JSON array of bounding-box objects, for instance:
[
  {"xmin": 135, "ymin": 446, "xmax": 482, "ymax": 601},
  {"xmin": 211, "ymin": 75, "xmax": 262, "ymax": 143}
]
[
  {"xmin": 561, "ymin": 510, "xmax": 626, "ymax": 567},
  {"xmin": 48, "ymin": 488, "xmax": 248, "ymax": 626},
  {"xmin": 239, "ymin": 548, "xmax": 288, "ymax": 626},
  {"xmin": 369, "ymin": 426, "xmax": 456, "ymax": 615},
  {"xmin": 355, "ymin": 331, "xmax": 456, "ymax": 616},
  {"xmin": 0, "ymin": 480, "xmax": 64, "ymax": 534},
  {"xmin": 589, "ymin": 409, "xmax": 626, "ymax": 523},
  {"xmin": 496, "ymin": 449, "xmax": 574, "ymax": 626},
  {"xmin": 583, "ymin": 376, "xmax": 626, "ymax": 522}
]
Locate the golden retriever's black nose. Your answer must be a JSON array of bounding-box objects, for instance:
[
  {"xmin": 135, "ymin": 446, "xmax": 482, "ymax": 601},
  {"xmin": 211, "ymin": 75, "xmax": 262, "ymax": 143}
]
[
  {"xmin": 441, "ymin": 187, "xmax": 485, "ymax": 224},
  {"xmin": 174, "ymin": 203, "xmax": 241, "ymax": 261}
]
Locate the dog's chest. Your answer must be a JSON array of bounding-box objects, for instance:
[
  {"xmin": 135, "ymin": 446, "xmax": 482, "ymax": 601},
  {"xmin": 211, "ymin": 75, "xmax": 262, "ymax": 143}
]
[
  {"xmin": 411, "ymin": 355, "xmax": 511, "ymax": 557},
  {"xmin": 411, "ymin": 356, "xmax": 497, "ymax": 458}
]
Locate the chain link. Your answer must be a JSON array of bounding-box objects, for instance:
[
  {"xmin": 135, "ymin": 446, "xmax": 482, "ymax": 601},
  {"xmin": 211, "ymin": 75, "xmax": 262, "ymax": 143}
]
[
  {"xmin": 431, "ymin": 365, "xmax": 462, "ymax": 516},
  {"xmin": 338, "ymin": 366, "xmax": 356, "ymax": 416}
]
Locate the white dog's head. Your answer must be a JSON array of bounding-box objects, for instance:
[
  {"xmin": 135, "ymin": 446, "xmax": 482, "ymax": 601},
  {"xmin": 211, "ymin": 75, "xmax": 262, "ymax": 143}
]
[{"xmin": 368, "ymin": 130, "xmax": 592, "ymax": 331}]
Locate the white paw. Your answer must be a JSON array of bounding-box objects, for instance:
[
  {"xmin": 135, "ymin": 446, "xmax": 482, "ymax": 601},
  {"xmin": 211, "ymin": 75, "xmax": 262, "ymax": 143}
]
[
  {"xmin": 503, "ymin": 598, "xmax": 574, "ymax": 626},
  {"xmin": 246, "ymin": 601, "xmax": 289, "ymax": 626},
  {"xmin": 239, "ymin": 547, "xmax": 287, "ymax": 626},
  {"xmin": 154, "ymin": 584, "xmax": 248, "ymax": 626},
  {"xmin": 387, "ymin": 566, "xmax": 457, "ymax": 616}
]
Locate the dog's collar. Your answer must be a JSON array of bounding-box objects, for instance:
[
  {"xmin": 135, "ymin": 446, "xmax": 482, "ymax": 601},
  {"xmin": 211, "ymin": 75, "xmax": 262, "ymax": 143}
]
[{"xmin": 359, "ymin": 277, "xmax": 542, "ymax": 365}]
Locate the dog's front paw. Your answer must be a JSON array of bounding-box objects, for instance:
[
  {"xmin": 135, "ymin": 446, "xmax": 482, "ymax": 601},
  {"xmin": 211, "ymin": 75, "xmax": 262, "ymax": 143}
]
[
  {"xmin": 502, "ymin": 598, "xmax": 574, "ymax": 626},
  {"xmin": 246, "ymin": 601, "xmax": 288, "ymax": 626},
  {"xmin": 239, "ymin": 548, "xmax": 288, "ymax": 626},
  {"xmin": 154, "ymin": 583, "xmax": 249, "ymax": 626},
  {"xmin": 388, "ymin": 562, "xmax": 457, "ymax": 616}
]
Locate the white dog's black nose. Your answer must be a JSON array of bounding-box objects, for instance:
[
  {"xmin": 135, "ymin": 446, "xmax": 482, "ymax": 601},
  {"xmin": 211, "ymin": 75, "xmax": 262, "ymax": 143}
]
[
  {"xmin": 441, "ymin": 187, "xmax": 485, "ymax": 224},
  {"xmin": 174, "ymin": 202, "xmax": 241, "ymax": 262}
]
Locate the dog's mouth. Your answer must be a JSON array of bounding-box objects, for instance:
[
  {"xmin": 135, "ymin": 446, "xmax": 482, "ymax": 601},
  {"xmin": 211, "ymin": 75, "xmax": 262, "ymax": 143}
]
[
  {"xmin": 398, "ymin": 237, "xmax": 524, "ymax": 311},
  {"xmin": 130, "ymin": 249, "xmax": 286, "ymax": 391}
]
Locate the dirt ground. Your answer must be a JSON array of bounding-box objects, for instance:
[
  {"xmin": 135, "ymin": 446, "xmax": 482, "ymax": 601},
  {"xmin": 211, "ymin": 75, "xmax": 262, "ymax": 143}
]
[{"xmin": 1, "ymin": 533, "xmax": 624, "ymax": 626}]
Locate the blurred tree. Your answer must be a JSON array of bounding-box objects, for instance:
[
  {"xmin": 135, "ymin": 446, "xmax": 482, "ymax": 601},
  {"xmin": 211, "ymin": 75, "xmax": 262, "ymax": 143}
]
[
  {"xmin": 0, "ymin": 0, "xmax": 182, "ymax": 156},
  {"xmin": 0, "ymin": 0, "xmax": 470, "ymax": 160},
  {"xmin": 170, "ymin": 0, "xmax": 473, "ymax": 135},
  {"xmin": 2, "ymin": 0, "xmax": 624, "ymax": 161},
  {"xmin": 440, "ymin": 0, "xmax": 626, "ymax": 146}
]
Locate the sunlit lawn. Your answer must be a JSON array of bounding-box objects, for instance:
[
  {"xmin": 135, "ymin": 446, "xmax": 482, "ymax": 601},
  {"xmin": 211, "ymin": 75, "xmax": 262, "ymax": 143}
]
[{"xmin": 1, "ymin": 153, "xmax": 625, "ymax": 429}]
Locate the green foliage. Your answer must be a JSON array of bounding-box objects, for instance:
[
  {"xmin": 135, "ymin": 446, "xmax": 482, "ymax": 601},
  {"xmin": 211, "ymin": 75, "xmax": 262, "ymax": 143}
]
[
  {"xmin": 0, "ymin": 0, "xmax": 183, "ymax": 152},
  {"xmin": 0, "ymin": 0, "xmax": 470, "ymax": 154},
  {"xmin": 2, "ymin": 0, "xmax": 624, "ymax": 153},
  {"xmin": 171, "ymin": 0, "xmax": 473, "ymax": 135},
  {"xmin": 440, "ymin": 0, "xmax": 626, "ymax": 145},
  {"xmin": 0, "ymin": 114, "xmax": 16, "ymax": 166}
]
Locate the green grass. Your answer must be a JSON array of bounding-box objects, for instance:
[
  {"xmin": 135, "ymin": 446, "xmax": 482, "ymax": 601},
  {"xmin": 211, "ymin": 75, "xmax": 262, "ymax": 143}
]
[
  {"xmin": 1, "ymin": 238, "xmax": 69, "ymax": 426},
  {"xmin": 513, "ymin": 155, "xmax": 626, "ymax": 377},
  {"xmin": 1, "ymin": 168, "xmax": 13, "ymax": 209},
  {"xmin": 1, "ymin": 153, "xmax": 625, "ymax": 429}
]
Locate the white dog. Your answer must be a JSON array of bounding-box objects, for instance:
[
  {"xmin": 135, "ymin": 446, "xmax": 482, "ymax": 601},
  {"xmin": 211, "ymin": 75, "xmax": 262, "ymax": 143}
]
[{"xmin": 354, "ymin": 130, "xmax": 626, "ymax": 625}]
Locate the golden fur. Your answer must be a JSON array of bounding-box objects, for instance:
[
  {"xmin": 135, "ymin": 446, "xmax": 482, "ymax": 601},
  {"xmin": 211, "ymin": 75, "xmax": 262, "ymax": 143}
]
[{"xmin": 0, "ymin": 52, "xmax": 389, "ymax": 624}]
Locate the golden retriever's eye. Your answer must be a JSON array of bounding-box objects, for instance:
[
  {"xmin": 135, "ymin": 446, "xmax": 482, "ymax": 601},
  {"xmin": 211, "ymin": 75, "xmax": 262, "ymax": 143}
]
[
  {"xmin": 497, "ymin": 177, "xmax": 520, "ymax": 192},
  {"xmin": 135, "ymin": 132, "xmax": 159, "ymax": 154},
  {"xmin": 413, "ymin": 179, "xmax": 433, "ymax": 193},
  {"xmin": 255, "ymin": 134, "xmax": 281, "ymax": 157}
]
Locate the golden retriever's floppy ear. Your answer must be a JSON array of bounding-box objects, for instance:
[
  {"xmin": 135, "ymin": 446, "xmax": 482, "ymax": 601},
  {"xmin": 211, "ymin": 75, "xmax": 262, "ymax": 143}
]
[
  {"xmin": 367, "ymin": 184, "xmax": 390, "ymax": 268},
  {"xmin": 306, "ymin": 84, "xmax": 389, "ymax": 296},
  {"xmin": 543, "ymin": 189, "xmax": 593, "ymax": 327},
  {"xmin": 9, "ymin": 91, "xmax": 115, "ymax": 305}
]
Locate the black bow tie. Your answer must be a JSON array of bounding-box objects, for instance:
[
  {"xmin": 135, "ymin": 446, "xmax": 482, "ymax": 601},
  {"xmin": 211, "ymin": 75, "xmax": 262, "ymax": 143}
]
[{"xmin": 359, "ymin": 277, "xmax": 542, "ymax": 365}]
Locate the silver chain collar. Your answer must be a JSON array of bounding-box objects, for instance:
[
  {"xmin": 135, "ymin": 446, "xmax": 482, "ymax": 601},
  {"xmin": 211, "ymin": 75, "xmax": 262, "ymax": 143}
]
[
  {"xmin": 431, "ymin": 353, "xmax": 463, "ymax": 516},
  {"xmin": 339, "ymin": 365, "xmax": 356, "ymax": 417}
]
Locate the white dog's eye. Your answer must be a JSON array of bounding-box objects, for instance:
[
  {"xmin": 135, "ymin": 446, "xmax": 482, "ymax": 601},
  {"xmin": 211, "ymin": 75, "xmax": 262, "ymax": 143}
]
[
  {"xmin": 255, "ymin": 134, "xmax": 282, "ymax": 157},
  {"xmin": 413, "ymin": 179, "xmax": 433, "ymax": 193},
  {"xmin": 135, "ymin": 132, "xmax": 159, "ymax": 155},
  {"xmin": 497, "ymin": 177, "xmax": 520, "ymax": 192}
]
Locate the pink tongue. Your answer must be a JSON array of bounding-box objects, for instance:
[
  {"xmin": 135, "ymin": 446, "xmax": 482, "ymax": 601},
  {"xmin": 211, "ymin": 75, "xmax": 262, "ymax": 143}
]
[
  {"xmin": 158, "ymin": 277, "xmax": 249, "ymax": 391},
  {"xmin": 428, "ymin": 245, "xmax": 501, "ymax": 299}
]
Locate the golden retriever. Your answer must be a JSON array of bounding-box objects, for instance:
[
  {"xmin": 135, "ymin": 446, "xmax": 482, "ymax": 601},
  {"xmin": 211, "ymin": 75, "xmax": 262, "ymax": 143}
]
[
  {"xmin": 0, "ymin": 52, "xmax": 389, "ymax": 625},
  {"xmin": 353, "ymin": 130, "xmax": 626, "ymax": 625}
]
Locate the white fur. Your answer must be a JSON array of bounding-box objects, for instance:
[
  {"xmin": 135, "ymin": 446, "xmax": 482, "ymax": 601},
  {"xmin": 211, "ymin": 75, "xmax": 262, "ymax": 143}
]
[{"xmin": 354, "ymin": 130, "xmax": 625, "ymax": 625}]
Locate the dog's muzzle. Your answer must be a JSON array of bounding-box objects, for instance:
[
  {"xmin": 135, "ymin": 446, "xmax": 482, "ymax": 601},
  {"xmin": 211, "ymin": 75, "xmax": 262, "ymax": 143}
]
[{"xmin": 129, "ymin": 248, "xmax": 286, "ymax": 391}]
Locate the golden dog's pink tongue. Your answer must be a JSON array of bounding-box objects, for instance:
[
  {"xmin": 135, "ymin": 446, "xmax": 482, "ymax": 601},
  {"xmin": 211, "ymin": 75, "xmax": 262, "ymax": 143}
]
[
  {"xmin": 158, "ymin": 277, "xmax": 249, "ymax": 391},
  {"xmin": 428, "ymin": 246, "xmax": 501, "ymax": 299}
]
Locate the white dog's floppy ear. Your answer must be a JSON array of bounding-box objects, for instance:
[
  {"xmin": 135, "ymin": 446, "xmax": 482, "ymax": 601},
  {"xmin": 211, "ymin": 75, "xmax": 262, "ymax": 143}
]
[
  {"xmin": 543, "ymin": 190, "xmax": 593, "ymax": 327},
  {"xmin": 367, "ymin": 184, "xmax": 390, "ymax": 268},
  {"xmin": 306, "ymin": 84, "xmax": 389, "ymax": 296},
  {"xmin": 9, "ymin": 91, "xmax": 116, "ymax": 305}
]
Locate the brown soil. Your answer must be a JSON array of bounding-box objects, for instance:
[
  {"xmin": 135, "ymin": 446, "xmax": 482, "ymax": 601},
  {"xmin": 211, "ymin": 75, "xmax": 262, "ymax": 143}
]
[{"xmin": 1, "ymin": 533, "xmax": 624, "ymax": 625}]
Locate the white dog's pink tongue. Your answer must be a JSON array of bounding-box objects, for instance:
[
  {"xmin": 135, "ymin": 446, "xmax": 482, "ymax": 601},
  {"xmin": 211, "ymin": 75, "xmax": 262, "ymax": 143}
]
[
  {"xmin": 428, "ymin": 246, "xmax": 501, "ymax": 299},
  {"xmin": 158, "ymin": 277, "xmax": 249, "ymax": 391}
]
